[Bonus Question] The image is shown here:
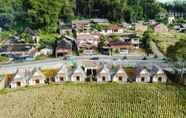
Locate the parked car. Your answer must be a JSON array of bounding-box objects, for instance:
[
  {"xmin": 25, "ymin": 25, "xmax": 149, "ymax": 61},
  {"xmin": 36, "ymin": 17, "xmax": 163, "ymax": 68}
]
[
  {"xmin": 90, "ymin": 57, "xmax": 99, "ymax": 60},
  {"xmin": 122, "ymin": 56, "xmax": 127, "ymax": 60},
  {"xmin": 142, "ymin": 57, "xmax": 147, "ymax": 60},
  {"xmin": 63, "ymin": 56, "xmax": 70, "ymax": 60}
]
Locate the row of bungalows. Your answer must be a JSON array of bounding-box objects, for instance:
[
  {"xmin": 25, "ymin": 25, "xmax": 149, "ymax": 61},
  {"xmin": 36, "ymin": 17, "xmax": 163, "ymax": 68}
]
[
  {"xmin": 4, "ymin": 64, "xmax": 168, "ymax": 89},
  {"xmin": 135, "ymin": 66, "xmax": 167, "ymax": 83},
  {"xmin": 54, "ymin": 64, "xmax": 167, "ymax": 84},
  {"xmin": 10, "ymin": 68, "xmax": 46, "ymax": 88}
]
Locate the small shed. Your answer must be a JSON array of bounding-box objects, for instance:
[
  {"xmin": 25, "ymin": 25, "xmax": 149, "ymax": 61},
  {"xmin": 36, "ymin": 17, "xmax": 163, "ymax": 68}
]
[
  {"xmin": 55, "ymin": 65, "xmax": 70, "ymax": 82},
  {"xmin": 29, "ymin": 68, "xmax": 46, "ymax": 86},
  {"xmin": 113, "ymin": 65, "xmax": 128, "ymax": 83},
  {"xmin": 135, "ymin": 67, "xmax": 151, "ymax": 83},
  {"xmin": 71, "ymin": 65, "xmax": 86, "ymax": 82},
  {"xmin": 151, "ymin": 66, "xmax": 167, "ymax": 83},
  {"xmin": 97, "ymin": 65, "xmax": 111, "ymax": 83}
]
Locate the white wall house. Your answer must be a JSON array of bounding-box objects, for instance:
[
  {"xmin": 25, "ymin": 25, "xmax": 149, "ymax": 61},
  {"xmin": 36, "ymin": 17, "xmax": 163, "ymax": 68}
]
[
  {"xmin": 55, "ymin": 65, "xmax": 70, "ymax": 82},
  {"xmin": 10, "ymin": 68, "xmax": 33, "ymax": 88},
  {"xmin": 97, "ymin": 66, "xmax": 111, "ymax": 83},
  {"xmin": 152, "ymin": 66, "xmax": 167, "ymax": 83},
  {"xmin": 113, "ymin": 66, "xmax": 128, "ymax": 83},
  {"xmin": 71, "ymin": 66, "xmax": 86, "ymax": 82},
  {"xmin": 100, "ymin": 25, "xmax": 124, "ymax": 35},
  {"xmin": 28, "ymin": 68, "xmax": 46, "ymax": 86},
  {"xmin": 136, "ymin": 68, "xmax": 151, "ymax": 83}
]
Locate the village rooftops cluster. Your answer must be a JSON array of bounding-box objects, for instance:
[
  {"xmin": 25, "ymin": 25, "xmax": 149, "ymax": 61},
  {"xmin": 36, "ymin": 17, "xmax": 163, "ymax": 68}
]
[{"xmin": 0, "ymin": 62, "xmax": 168, "ymax": 89}]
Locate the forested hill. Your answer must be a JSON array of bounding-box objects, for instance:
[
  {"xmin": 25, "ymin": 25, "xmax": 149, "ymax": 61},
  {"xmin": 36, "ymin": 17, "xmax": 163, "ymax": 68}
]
[{"xmin": 0, "ymin": 0, "xmax": 185, "ymax": 33}]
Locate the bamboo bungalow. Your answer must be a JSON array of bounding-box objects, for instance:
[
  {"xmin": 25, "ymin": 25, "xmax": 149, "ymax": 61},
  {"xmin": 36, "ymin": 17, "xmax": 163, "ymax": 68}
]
[
  {"xmin": 135, "ymin": 67, "xmax": 151, "ymax": 83},
  {"xmin": 113, "ymin": 66, "xmax": 128, "ymax": 83},
  {"xmin": 10, "ymin": 68, "xmax": 33, "ymax": 88},
  {"xmin": 28, "ymin": 68, "xmax": 46, "ymax": 86},
  {"xmin": 71, "ymin": 65, "xmax": 86, "ymax": 82},
  {"xmin": 55, "ymin": 65, "xmax": 70, "ymax": 82},
  {"xmin": 151, "ymin": 66, "xmax": 167, "ymax": 83},
  {"xmin": 97, "ymin": 65, "xmax": 111, "ymax": 83}
]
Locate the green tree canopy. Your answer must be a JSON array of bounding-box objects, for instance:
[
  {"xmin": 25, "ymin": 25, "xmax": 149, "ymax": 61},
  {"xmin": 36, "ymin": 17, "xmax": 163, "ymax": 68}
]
[{"xmin": 167, "ymin": 37, "xmax": 186, "ymax": 61}]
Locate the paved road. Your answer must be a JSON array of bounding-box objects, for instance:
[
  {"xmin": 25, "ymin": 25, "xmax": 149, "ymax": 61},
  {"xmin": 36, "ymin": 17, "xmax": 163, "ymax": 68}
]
[{"xmin": 0, "ymin": 55, "xmax": 173, "ymax": 74}]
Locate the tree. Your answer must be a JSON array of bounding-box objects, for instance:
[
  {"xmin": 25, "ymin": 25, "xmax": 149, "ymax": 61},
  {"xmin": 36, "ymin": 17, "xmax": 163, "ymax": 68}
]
[
  {"xmin": 167, "ymin": 37, "xmax": 186, "ymax": 61},
  {"xmin": 38, "ymin": 32, "xmax": 58, "ymax": 55},
  {"xmin": 142, "ymin": 27, "xmax": 154, "ymax": 55},
  {"xmin": 167, "ymin": 37, "xmax": 186, "ymax": 80}
]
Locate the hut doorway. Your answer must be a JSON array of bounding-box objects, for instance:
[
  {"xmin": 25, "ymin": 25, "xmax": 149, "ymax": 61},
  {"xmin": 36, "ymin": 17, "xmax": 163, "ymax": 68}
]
[
  {"xmin": 141, "ymin": 77, "xmax": 145, "ymax": 82},
  {"xmin": 76, "ymin": 76, "xmax": 80, "ymax": 81},
  {"xmin": 119, "ymin": 76, "xmax": 123, "ymax": 81},
  {"xmin": 60, "ymin": 77, "xmax": 64, "ymax": 81},
  {"xmin": 16, "ymin": 82, "xmax": 21, "ymax": 87},
  {"xmin": 158, "ymin": 77, "xmax": 162, "ymax": 82},
  {"xmin": 102, "ymin": 76, "xmax": 106, "ymax": 82},
  {"xmin": 35, "ymin": 79, "xmax": 40, "ymax": 84}
]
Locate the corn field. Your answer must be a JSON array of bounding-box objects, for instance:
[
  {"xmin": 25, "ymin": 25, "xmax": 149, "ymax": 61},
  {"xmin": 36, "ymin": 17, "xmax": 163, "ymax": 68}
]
[{"xmin": 0, "ymin": 83, "xmax": 186, "ymax": 118}]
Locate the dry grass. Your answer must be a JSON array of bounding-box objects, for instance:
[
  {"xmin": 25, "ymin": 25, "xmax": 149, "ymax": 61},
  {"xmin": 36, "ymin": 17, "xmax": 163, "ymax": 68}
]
[
  {"xmin": 0, "ymin": 83, "xmax": 186, "ymax": 118},
  {"xmin": 153, "ymin": 31, "xmax": 186, "ymax": 54}
]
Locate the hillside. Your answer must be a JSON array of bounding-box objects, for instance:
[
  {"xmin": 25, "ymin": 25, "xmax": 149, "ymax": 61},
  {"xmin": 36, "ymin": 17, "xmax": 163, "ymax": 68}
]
[{"xmin": 0, "ymin": 83, "xmax": 186, "ymax": 118}]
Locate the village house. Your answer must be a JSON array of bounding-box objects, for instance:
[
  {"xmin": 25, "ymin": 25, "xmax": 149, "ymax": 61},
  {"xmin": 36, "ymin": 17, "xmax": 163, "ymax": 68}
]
[
  {"xmin": 151, "ymin": 66, "xmax": 167, "ymax": 83},
  {"xmin": 28, "ymin": 68, "xmax": 46, "ymax": 86},
  {"xmin": 100, "ymin": 24, "xmax": 124, "ymax": 34},
  {"xmin": 56, "ymin": 38, "xmax": 73, "ymax": 57},
  {"xmin": 72, "ymin": 20, "xmax": 91, "ymax": 33},
  {"xmin": 97, "ymin": 65, "xmax": 111, "ymax": 83},
  {"xmin": 2, "ymin": 36, "xmax": 37, "ymax": 60},
  {"xmin": 55, "ymin": 65, "xmax": 70, "ymax": 82},
  {"xmin": 10, "ymin": 68, "xmax": 33, "ymax": 88},
  {"xmin": 108, "ymin": 37, "xmax": 140, "ymax": 52},
  {"xmin": 76, "ymin": 34, "xmax": 100, "ymax": 55},
  {"xmin": 71, "ymin": 65, "xmax": 86, "ymax": 82},
  {"xmin": 113, "ymin": 65, "xmax": 128, "ymax": 83},
  {"xmin": 135, "ymin": 67, "xmax": 151, "ymax": 83}
]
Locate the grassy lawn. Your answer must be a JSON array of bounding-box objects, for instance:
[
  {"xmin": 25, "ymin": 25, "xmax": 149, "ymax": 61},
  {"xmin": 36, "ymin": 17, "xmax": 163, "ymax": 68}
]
[
  {"xmin": 34, "ymin": 55, "xmax": 50, "ymax": 60},
  {"xmin": 0, "ymin": 56, "xmax": 9, "ymax": 63},
  {"xmin": 0, "ymin": 83, "xmax": 186, "ymax": 118}
]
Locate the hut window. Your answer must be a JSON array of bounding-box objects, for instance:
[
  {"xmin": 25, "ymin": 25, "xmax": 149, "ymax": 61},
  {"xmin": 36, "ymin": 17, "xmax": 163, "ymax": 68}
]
[
  {"xmin": 76, "ymin": 76, "xmax": 80, "ymax": 81},
  {"xmin": 141, "ymin": 77, "xmax": 145, "ymax": 82},
  {"xmin": 60, "ymin": 77, "xmax": 64, "ymax": 81},
  {"xmin": 119, "ymin": 76, "xmax": 123, "ymax": 81},
  {"xmin": 102, "ymin": 76, "xmax": 106, "ymax": 81},
  {"xmin": 16, "ymin": 82, "xmax": 21, "ymax": 87},
  {"xmin": 158, "ymin": 77, "xmax": 162, "ymax": 82},
  {"xmin": 35, "ymin": 79, "xmax": 40, "ymax": 84}
]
